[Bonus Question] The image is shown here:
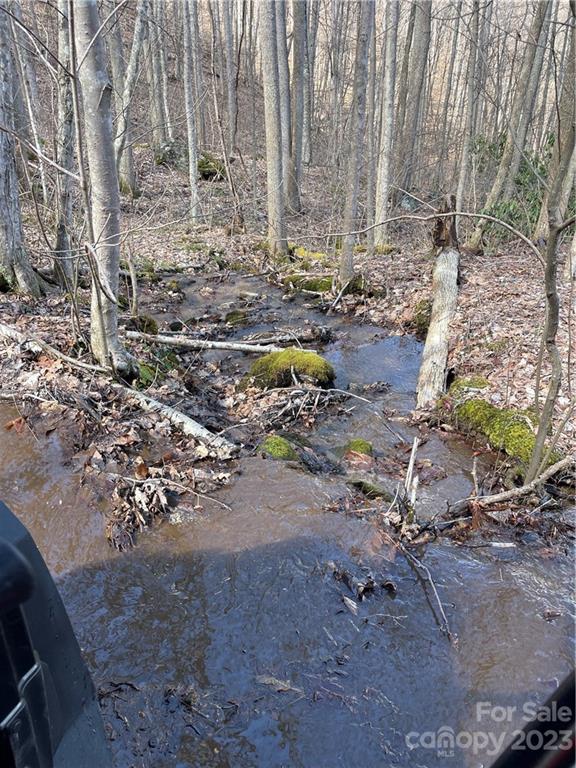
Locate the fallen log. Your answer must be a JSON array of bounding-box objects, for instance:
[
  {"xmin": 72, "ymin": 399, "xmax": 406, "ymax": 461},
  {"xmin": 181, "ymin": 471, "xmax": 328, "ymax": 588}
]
[
  {"xmin": 114, "ymin": 385, "xmax": 237, "ymax": 458},
  {"xmin": 125, "ymin": 330, "xmax": 283, "ymax": 354},
  {"xmin": 416, "ymin": 195, "xmax": 460, "ymax": 409}
]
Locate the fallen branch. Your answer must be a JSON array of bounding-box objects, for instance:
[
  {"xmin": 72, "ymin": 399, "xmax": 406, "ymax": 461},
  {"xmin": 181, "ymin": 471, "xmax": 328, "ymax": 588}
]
[
  {"xmin": 125, "ymin": 330, "xmax": 284, "ymax": 354},
  {"xmin": 114, "ymin": 385, "xmax": 237, "ymax": 458},
  {"xmin": 0, "ymin": 320, "xmax": 108, "ymax": 374},
  {"xmin": 450, "ymin": 456, "xmax": 574, "ymax": 517}
]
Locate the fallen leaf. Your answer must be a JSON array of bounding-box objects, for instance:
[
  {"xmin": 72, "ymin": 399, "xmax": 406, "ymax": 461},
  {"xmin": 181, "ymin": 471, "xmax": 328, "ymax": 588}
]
[{"xmin": 4, "ymin": 417, "xmax": 25, "ymax": 434}]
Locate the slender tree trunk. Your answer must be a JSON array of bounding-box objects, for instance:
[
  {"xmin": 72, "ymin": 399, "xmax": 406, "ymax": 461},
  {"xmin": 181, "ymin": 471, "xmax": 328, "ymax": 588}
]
[
  {"xmin": 107, "ymin": 0, "xmax": 146, "ymax": 198},
  {"xmin": 54, "ymin": 0, "xmax": 75, "ymax": 289},
  {"xmin": 275, "ymin": 0, "xmax": 291, "ymax": 202},
  {"xmin": 435, "ymin": 4, "xmax": 461, "ymax": 191},
  {"xmin": 287, "ymin": 0, "xmax": 306, "ymax": 212},
  {"xmin": 374, "ymin": 0, "xmax": 399, "ymax": 246},
  {"xmin": 467, "ymin": 1, "xmax": 550, "ymax": 251},
  {"xmin": 259, "ymin": 0, "xmax": 287, "ymax": 256},
  {"xmin": 526, "ymin": 125, "xmax": 574, "ymax": 481},
  {"xmin": 339, "ymin": 0, "xmax": 374, "ymax": 284},
  {"xmin": 221, "ymin": 0, "xmax": 237, "ymax": 153},
  {"xmin": 72, "ymin": 0, "xmax": 136, "ymax": 376},
  {"xmin": 146, "ymin": 5, "xmax": 168, "ymax": 152},
  {"xmin": 0, "ymin": 1, "xmax": 42, "ymax": 295},
  {"xmin": 397, "ymin": 0, "xmax": 431, "ymax": 194},
  {"xmin": 456, "ymin": 0, "xmax": 479, "ymax": 226},
  {"xmin": 190, "ymin": 0, "xmax": 206, "ymax": 148},
  {"xmin": 504, "ymin": 0, "xmax": 552, "ymax": 197},
  {"xmin": 154, "ymin": 0, "xmax": 173, "ymax": 142},
  {"xmin": 534, "ymin": 13, "xmax": 575, "ymax": 242},
  {"xmin": 183, "ymin": 0, "xmax": 201, "ymax": 223},
  {"xmin": 303, "ymin": 0, "xmax": 319, "ymax": 166}
]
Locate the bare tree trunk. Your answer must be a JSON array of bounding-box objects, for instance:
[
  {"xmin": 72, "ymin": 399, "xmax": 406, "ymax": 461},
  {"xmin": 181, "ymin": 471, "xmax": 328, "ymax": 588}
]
[
  {"xmin": 303, "ymin": 0, "xmax": 319, "ymax": 166},
  {"xmin": 416, "ymin": 197, "xmax": 460, "ymax": 409},
  {"xmin": 467, "ymin": 1, "xmax": 550, "ymax": 251},
  {"xmin": 504, "ymin": 0, "xmax": 552, "ymax": 197},
  {"xmin": 259, "ymin": 0, "xmax": 287, "ymax": 256},
  {"xmin": 374, "ymin": 0, "xmax": 399, "ymax": 246},
  {"xmin": 110, "ymin": 0, "xmax": 148, "ymax": 197},
  {"xmin": 456, "ymin": 0, "xmax": 479, "ymax": 226},
  {"xmin": 397, "ymin": 0, "xmax": 431, "ymax": 194},
  {"xmin": 275, "ymin": 0, "xmax": 291, "ymax": 203},
  {"xmin": 190, "ymin": 0, "xmax": 206, "ymax": 148},
  {"xmin": 154, "ymin": 0, "xmax": 173, "ymax": 142},
  {"xmin": 287, "ymin": 0, "xmax": 306, "ymax": 212},
  {"xmin": 54, "ymin": 0, "xmax": 75, "ymax": 289},
  {"xmin": 534, "ymin": 13, "xmax": 575, "ymax": 242},
  {"xmin": 435, "ymin": 5, "xmax": 460, "ymax": 191},
  {"xmin": 72, "ymin": 0, "xmax": 136, "ymax": 376},
  {"xmin": 183, "ymin": 0, "xmax": 201, "ymax": 223},
  {"xmin": 0, "ymin": 1, "xmax": 42, "ymax": 296},
  {"xmin": 221, "ymin": 0, "xmax": 237, "ymax": 153},
  {"xmin": 145, "ymin": 5, "xmax": 168, "ymax": 152},
  {"xmin": 526, "ymin": 126, "xmax": 575, "ymax": 481},
  {"xmin": 339, "ymin": 0, "xmax": 374, "ymax": 284}
]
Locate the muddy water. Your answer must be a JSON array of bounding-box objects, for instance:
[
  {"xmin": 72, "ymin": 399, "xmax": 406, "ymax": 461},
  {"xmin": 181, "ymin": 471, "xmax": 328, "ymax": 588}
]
[{"xmin": 0, "ymin": 275, "xmax": 574, "ymax": 768}]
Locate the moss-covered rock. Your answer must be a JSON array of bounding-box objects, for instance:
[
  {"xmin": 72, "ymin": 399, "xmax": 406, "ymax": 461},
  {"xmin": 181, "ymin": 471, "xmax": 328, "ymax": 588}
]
[
  {"xmin": 198, "ymin": 152, "xmax": 226, "ymax": 180},
  {"xmin": 137, "ymin": 362, "xmax": 157, "ymax": 388},
  {"xmin": 259, "ymin": 435, "xmax": 299, "ymax": 461},
  {"xmin": 126, "ymin": 315, "xmax": 159, "ymax": 335},
  {"xmin": 348, "ymin": 478, "xmax": 393, "ymax": 502},
  {"xmin": 410, "ymin": 298, "xmax": 432, "ymax": 337},
  {"xmin": 344, "ymin": 438, "xmax": 374, "ymax": 456},
  {"xmin": 454, "ymin": 398, "xmax": 536, "ymax": 464},
  {"xmin": 282, "ymin": 274, "xmax": 333, "ymax": 293},
  {"xmin": 165, "ymin": 279, "xmax": 184, "ymax": 294},
  {"xmin": 154, "ymin": 140, "xmax": 185, "ymax": 169},
  {"xmin": 449, "ymin": 376, "xmax": 490, "ymax": 397},
  {"xmin": 225, "ymin": 309, "xmax": 249, "ymax": 326},
  {"xmin": 245, "ymin": 348, "xmax": 335, "ymax": 389}
]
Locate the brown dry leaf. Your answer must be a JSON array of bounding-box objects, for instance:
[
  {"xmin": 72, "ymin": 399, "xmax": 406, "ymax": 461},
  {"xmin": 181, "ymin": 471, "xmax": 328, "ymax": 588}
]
[
  {"xmin": 4, "ymin": 416, "xmax": 25, "ymax": 434},
  {"xmin": 134, "ymin": 459, "xmax": 149, "ymax": 479}
]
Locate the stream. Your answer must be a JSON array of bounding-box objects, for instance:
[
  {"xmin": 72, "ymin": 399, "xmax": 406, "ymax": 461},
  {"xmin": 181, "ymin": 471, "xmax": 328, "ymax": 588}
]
[{"xmin": 0, "ymin": 273, "xmax": 573, "ymax": 768}]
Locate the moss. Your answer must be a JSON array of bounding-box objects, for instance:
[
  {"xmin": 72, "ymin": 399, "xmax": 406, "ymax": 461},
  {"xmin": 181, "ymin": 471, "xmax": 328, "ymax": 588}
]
[
  {"xmin": 342, "ymin": 273, "xmax": 365, "ymax": 295},
  {"xmin": 259, "ymin": 435, "xmax": 299, "ymax": 461},
  {"xmin": 344, "ymin": 438, "xmax": 373, "ymax": 456},
  {"xmin": 252, "ymin": 240, "xmax": 269, "ymax": 253},
  {"xmin": 225, "ymin": 309, "xmax": 249, "ymax": 326},
  {"xmin": 353, "ymin": 244, "xmax": 367, "ymax": 253},
  {"xmin": 374, "ymin": 243, "xmax": 397, "ymax": 255},
  {"xmin": 411, "ymin": 298, "xmax": 432, "ymax": 337},
  {"xmin": 245, "ymin": 348, "xmax": 335, "ymax": 389},
  {"xmin": 454, "ymin": 398, "xmax": 536, "ymax": 464},
  {"xmin": 137, "ymin": 362, "xmax": 157, "ymax": 388},
  {"xmin": 165, "ymin": 279, "xmax": 183, "ymax": 294},
  {"xmin": 118, "ymin": 293, "xmax": 130, "ymax": 310},
  {"xmin": 139, "ymin": 259, "xmax": 161, "ymax": 284},
  {"xmin": 449, "ymin": 376, "xmax": 490, "ymax": 397},
  {"xmin": 283, "ymin": 274, "xmax": 333, "ymax": 293},
  {"xmin": 293, "ymin": 246, "xmax": 330, "ymax": 264},
  {"xmin": 198, "ymin": 152, "xmax": 226, "ymax": 180},
  {"xmin": 126, "ymin": 314, "xmax": 159, "ymax": 335},
  {"xmin": 348, "ymin": 479, "xmax": 393, "ymax": 502}
]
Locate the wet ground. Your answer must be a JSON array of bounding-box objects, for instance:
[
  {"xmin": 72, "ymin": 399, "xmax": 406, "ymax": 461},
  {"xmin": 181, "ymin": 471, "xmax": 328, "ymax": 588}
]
[{"xmin": 0, "ymin": 274, "xmax": 574, "ymax": 767}]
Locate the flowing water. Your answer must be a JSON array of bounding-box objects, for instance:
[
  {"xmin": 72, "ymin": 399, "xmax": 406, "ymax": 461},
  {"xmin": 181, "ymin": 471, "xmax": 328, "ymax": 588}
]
[{"xmin": 0, "ymin": 275, "xmax": 573, "ymax": 768}]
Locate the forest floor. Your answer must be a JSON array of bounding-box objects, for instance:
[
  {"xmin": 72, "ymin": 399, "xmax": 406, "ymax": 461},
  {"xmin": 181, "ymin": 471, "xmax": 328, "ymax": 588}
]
[{"xmin": 1, "ymin": 151, "xmax": 574, "ymax": 550}]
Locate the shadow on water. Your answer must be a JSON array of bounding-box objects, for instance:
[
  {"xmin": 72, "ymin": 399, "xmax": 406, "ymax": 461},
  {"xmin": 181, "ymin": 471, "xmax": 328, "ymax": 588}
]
[{"xmin": 56, "ymin": 529, "xmax": 574, "ymax": 768}]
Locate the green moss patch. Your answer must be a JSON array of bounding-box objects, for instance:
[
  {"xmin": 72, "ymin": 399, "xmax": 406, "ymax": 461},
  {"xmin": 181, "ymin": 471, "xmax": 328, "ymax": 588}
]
[
  {"xmin": 410, "ymin": 298, "xmax": 432, "ymax": 337},
  {"xmin": 126, "ymin": 314, "xmax": 159, "ymax": 335},
  {"xmin": 225, "ymin": 309, "xmax": 249, "ymax": 326},
  {"xmin": 348, "ymin": 478, "xmax": 392, "ymax": 502},
  {"xmin": 245, "ymin": 348, "xmax": 335, "ymax": 389},
  {"xmin": 259, "ymin": 435, "xmax": 299, "ymax": 461},
  {"xmin": 344, "ymin": 438, "xmax": 373, "ymax": 456},
  {"xmin": 198, "ymin": 152, "xmax": 226, "ymax": 180},
  {"xmin": 454, "ymin": 399, "xmax": 536, "ymax": 464},
  {"xmin": 449, "ymin": 376, "xmax": 490, "ymax": 397},
  {"xmin": 282, "ymin": 274, "xmax": 333, "ymax": 293}
]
